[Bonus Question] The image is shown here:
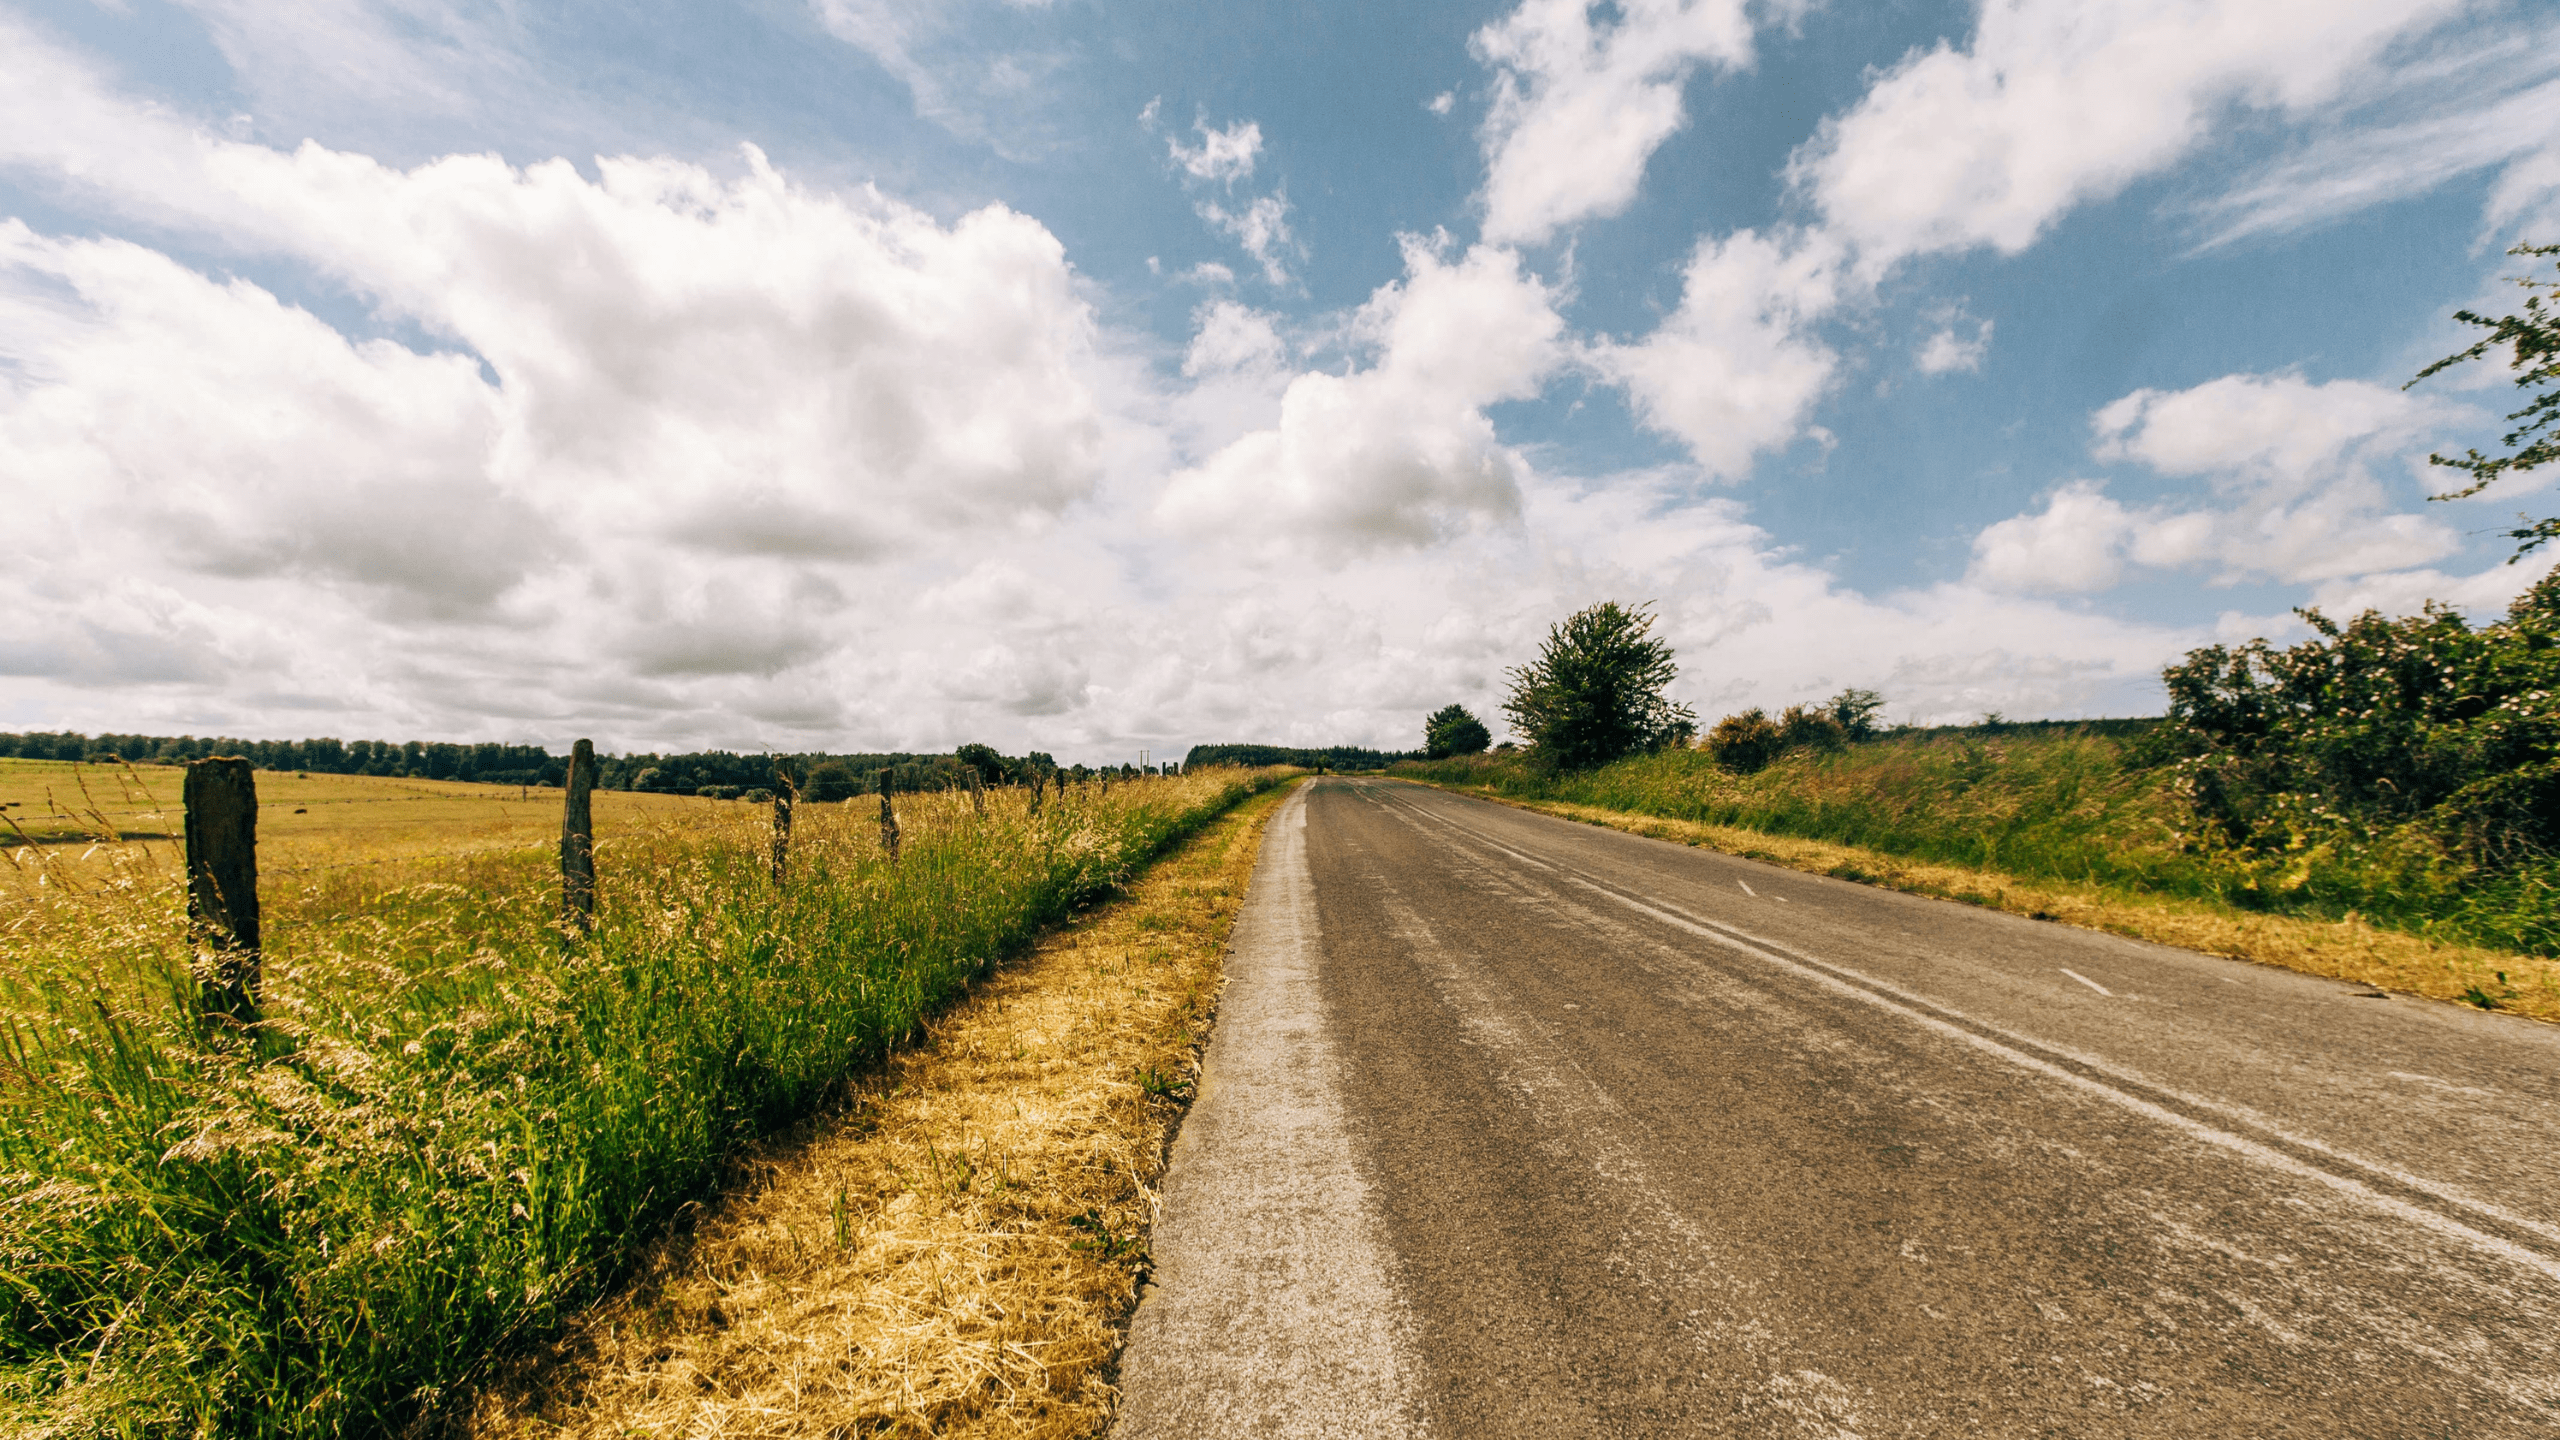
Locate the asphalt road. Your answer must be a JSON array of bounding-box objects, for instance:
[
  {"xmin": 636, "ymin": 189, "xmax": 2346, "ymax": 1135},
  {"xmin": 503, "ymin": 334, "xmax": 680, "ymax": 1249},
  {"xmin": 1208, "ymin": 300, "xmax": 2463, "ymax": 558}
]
[{"xmin": 1114, "ymin": 778, "xmax": 2560, "ymax": 1439}]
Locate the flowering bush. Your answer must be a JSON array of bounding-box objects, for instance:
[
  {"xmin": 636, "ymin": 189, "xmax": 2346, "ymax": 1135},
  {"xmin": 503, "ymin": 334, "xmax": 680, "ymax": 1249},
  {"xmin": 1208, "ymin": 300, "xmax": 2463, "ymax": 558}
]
[{"xmin": 2153, "ymin": 571, "xmax": 2560, "ymax": 867}]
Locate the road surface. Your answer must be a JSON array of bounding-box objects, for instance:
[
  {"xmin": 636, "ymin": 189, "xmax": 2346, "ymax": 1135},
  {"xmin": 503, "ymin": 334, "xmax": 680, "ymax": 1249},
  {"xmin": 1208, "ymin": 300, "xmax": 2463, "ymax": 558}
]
[{"xmin": 1115, "ymin": 778, "xmax": 2560, "ymax": 1438}]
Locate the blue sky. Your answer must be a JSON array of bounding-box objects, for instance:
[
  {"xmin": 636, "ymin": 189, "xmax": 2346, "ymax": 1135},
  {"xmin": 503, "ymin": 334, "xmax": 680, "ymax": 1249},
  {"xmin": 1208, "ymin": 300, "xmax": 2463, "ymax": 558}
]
[{"xmin": 1, "ymin": 0, "xmax": 2555, "ymax": 760}]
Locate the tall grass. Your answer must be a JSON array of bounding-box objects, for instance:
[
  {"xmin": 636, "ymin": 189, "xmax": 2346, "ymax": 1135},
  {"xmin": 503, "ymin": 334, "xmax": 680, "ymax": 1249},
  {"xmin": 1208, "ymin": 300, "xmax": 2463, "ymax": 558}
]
[
  {"xmin": 1399, "ymin": 728, "xmax": 2557, "ymax": 956},
  {"xmin": 0, "ymin": 770, "xmax": 1281, "ymax": 1437}
]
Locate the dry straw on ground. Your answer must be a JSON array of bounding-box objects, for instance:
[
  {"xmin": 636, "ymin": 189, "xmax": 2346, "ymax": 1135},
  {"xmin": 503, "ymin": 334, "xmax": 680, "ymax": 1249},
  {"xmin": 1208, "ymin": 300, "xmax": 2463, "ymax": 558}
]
[
  {"xmin": 466, "ymin": 777, "xmax": 1300, "ymax": 1439},
  {"xmin": 1411, "ymin": 783, "xmax": 2560, "ymax": 1025}
]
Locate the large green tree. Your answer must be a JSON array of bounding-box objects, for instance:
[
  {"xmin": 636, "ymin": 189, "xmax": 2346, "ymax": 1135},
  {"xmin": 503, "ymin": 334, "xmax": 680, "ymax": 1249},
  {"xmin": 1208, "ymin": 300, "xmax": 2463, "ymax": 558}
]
[
  {"xmin": 1502, "ymin": 601, "xmax": 1696, "ymax": 771},
  {"xmin": 1423, "ymin": 704, "xmax": 1491, "ymax": 758},
  {"xmin": 2408, "ymin": 242, "xmax": 2559, "ymax": 558}
]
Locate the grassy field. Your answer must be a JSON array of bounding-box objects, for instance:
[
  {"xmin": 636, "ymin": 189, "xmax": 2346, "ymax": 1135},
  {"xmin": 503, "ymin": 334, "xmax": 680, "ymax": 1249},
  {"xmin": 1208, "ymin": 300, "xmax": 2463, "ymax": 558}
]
[
  {"xmin": 1397, "ymin": 728, "xmax": 2560, "ymax": 1019},
  {"xmin": 0, "ymin": 759, "xmax": 1285, "ymax": 1438},
  {"xmin": 3, "ymin": 757, "xmax": 720, "ymax": 887}
]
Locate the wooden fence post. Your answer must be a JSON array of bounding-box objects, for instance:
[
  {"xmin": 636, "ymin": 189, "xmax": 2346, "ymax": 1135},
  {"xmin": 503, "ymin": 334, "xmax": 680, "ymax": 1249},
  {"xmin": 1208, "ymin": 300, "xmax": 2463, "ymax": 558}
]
[
  {"xmin": 877, "ymin": 768, "xmax": 901, "ymax": 861},
  {"xmin": 966, "ymin": 767, "xmax": 986, "ymax": 818},
  {"xmin": 1028, "ymin": 771, "xmax": 1045, "ymax": 817},
  {"xmin": 771, "ymin": 766, "xmax": 795, "ymax": 886},
  {"xmin": 183, "ymin": 756, "xmax": 260, "ymax": 1028},
  {"xmin": 561, "ymin": 738, "xmax": 597, "ymax": 936}
]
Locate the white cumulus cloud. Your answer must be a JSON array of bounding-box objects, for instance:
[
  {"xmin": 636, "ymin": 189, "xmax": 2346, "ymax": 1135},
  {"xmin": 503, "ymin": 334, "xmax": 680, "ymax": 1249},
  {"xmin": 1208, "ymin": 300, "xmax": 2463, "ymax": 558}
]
[
  {"xmin": 1971, "ymin": 373, "xmax": 2487, "ymax": 596},
  {"xmin": 1472, "ymin": 0, "xmax": 1760, "ymax": 246},
  {"xmin": 1596, "ymin": 227, "xmax": 1844, "ymax": 478},
  {"xmin": 1968, "ymin": 481, "xmax": 2137, "ymax": 593},
  {"xmin": 0, "ymin": 49, "xmax": 1125, "ymax": 746},
  {"xmin": 1794, "ymin": 0, "xmax": 2471, "ymax": 278},
  {"xmin": 1158, "ymin": 238, "xmax": 1566, "ymax": 548}
]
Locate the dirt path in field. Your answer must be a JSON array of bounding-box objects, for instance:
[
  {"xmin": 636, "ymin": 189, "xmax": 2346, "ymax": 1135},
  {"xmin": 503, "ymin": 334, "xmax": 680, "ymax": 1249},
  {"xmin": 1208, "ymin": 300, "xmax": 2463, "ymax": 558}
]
[{"xmin": 464, "ymin": 778, "xmax": 1302, "ymax": 1439}]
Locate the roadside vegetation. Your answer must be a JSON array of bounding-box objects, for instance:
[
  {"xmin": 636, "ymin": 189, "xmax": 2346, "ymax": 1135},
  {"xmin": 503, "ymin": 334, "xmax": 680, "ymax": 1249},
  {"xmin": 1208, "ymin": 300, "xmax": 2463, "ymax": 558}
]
[
  {"xmin": 1403, "ymin": 575, "xmax": 2559, "ymax": 1011},
  {"xmin": 470, "ymin": 776, "xmax": 1300, "ymax": 1438},
  {"xmin": 0, "ymin": 761, "xmax": 1283, "ymax": 1437}
]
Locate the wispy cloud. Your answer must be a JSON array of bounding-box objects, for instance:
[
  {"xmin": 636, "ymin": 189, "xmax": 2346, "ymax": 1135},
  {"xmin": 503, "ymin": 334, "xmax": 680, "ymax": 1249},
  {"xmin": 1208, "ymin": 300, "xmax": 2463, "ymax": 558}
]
[
  {"xmin": 2190, "ymin": 28, "xmax": 2560, "ymax": 249},
  {"xmin": 810, "ymin": 0, "xmax": 1074, "ymax": 158}
]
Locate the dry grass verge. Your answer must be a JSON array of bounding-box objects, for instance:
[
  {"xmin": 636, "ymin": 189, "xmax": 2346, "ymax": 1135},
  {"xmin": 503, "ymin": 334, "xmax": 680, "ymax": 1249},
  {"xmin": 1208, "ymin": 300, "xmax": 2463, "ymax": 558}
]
[
  {"xmin": 1400, "ymin": 781, "xmax": 2560, "ymax": 1026},
  {"xmin": 465, "ymin": 776, "xmax": 1302, "ymax": 1439}
]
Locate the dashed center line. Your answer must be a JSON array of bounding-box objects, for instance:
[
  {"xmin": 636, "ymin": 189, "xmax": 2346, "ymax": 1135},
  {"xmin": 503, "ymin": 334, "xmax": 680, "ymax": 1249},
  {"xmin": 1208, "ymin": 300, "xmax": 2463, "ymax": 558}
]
[
  {"xmin": 2059, "ymin": 968, "xmax": 2113, "ymax": 997},
  {"xmin": 1737, "ymin": 880, "xmax": 1756, "ymax": 896}
]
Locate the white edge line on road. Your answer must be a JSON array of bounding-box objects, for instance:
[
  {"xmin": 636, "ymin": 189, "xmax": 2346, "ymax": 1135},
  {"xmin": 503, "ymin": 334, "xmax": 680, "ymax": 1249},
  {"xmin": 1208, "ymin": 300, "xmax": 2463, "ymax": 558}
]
[
  {"xmin": 2058, "ymin": 968, "xmax": 2112, "ymax": 997},
  {"xmin": 1577, "ymin": 878, "xmax": 2560, "ymax": 1286},
  {"xmin": 1379, "ymin": 781, "xmax": 2560, "ymax": 1256}
]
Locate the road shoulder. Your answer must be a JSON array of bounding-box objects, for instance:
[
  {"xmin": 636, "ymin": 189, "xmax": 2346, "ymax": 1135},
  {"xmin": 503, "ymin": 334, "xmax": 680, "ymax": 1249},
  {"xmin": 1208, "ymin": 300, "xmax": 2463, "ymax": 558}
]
[{"xmin": 1114, "ymin": 781, "xmax": 1428, "ymax": 1440}]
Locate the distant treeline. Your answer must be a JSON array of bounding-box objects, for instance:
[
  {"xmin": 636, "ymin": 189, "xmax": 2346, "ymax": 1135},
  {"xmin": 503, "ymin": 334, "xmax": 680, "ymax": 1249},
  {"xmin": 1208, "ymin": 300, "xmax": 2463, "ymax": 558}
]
[
  {"xmin": 0, "ymin": 731, "xmax": 1170, "ymax": 804},
  {"xmin": 1182, "ymin": 743, "xmax": 1417, "ymax": 772},
  {"xmin": 0, "ymin": 731, "xmax": 563, "ymax": 786},
  {"xmin": 621, "ymin": 749, "xmax": 1057, "ymax": 802}
]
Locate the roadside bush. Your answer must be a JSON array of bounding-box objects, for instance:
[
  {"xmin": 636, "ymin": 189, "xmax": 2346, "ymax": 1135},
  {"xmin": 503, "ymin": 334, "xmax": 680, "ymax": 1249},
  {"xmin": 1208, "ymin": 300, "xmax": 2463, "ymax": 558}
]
[
  {"xmin": 2155, "ymin": 575, "xmax": 2559, "ymax": 864},
  {"xmin": 1707, "ymin": 688, "xmax": 1878, "ymax": 772},
  {"xmin": 1777, "ymin": 703, "xmax": 1849, "ymax": 754},
  {"xmin": 1706, "ymin": 708, "xmax": 1783, "ymax": 772}
]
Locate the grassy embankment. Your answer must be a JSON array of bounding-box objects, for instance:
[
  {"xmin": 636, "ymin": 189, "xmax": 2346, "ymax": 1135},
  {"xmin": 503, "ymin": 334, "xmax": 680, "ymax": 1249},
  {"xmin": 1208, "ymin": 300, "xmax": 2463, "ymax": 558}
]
[
  {"xmin": 1397, "ymin": 724, "xmax": 2560, "ymax": 1022},
  {"xmin": 0, "ymin": 758, "xmax": 1286, "ymax": 1437},
  {"xmin": 472, "ymin": 774, "xmax": 1301, "ymax": 1439}
]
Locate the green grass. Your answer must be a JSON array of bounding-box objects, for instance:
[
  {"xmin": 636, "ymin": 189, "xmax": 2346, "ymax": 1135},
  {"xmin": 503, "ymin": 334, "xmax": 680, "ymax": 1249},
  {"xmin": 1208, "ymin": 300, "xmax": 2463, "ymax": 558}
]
[
  {"xmin": 0, "ymin": 770, "xmax": 1283, "ymax": 1437},
  {"xmin": 1399, "ymin": 727, "xmax": 2558, "ymax": 957}
]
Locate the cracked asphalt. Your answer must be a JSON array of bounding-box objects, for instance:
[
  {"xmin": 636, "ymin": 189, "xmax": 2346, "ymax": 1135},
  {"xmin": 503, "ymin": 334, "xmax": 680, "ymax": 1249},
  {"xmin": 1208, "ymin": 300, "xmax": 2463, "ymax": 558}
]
[{"xmin": 1115, "ymin": 778, "xmax": 2560, "ymax": 1438}]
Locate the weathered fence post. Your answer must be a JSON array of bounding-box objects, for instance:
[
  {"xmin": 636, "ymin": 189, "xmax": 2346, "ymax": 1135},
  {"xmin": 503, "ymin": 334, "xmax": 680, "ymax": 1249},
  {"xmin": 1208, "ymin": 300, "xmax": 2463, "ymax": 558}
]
[
  {"xmin": 561, "ymin": 738, "xmax": 597, "ymax": 936},
  {"xmin": 184, "ymin": 756, "xmax": 260, "ymax": 1028},
  {"xmin": 878, "ymin": 768, "xmax": 901, "ymax": 861},
  {"xmin": 1028, "ymin": 770, "xmax": 1045, "ymax": 817},
  {"xmin": 966, "ymin": 766, "xmax": 986, "ymax": 818},
  {"xmin": 771, "ymin": 765, "xmax": 795, "ymax": 886}
]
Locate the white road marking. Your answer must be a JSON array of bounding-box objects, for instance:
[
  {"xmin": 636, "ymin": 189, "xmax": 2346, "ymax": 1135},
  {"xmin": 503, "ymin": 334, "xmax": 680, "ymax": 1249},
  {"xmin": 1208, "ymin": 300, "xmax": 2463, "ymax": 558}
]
[
  {"xmin": 1774, "ymin": 895, "xmax": 1792, "ymax": 903},
  {"xmin": 1374, "ymin": 784, "xmax": 2560, "ymax": 1255},
  {"xmin": 1738, "ymin": 880, "xmax": 1757, "ymax": 896},
  {"xmin": 2059, "ymin": 968, "xmax": 2112, "ymax": 997},
  {"xmin": 1572, "ymin": 877, "xmax": 2560, "ymax": 1286},
  {"xmin": 2388, "ymin": 1071, "xmax": 2503, "ymax": 1100}
]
